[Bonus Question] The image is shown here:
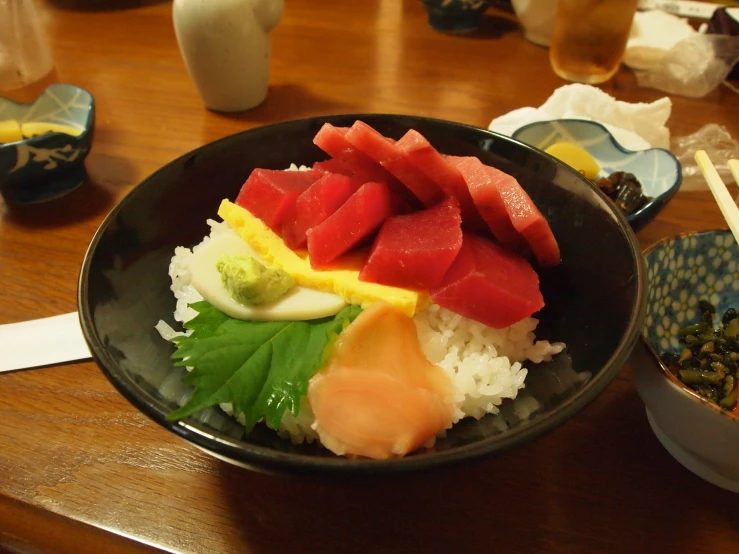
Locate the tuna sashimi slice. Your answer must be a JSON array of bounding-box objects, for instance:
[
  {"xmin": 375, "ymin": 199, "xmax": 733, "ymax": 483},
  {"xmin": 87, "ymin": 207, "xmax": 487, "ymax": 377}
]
[
  {"xmin": 306, "ymin": 181, "xmax": 396, "ymax": 269},
  {"xmin": 308, "ymin": 301, "xmax": 455, "ymax": 460},
  {"xmin": 359, "ymin": 197, "xmax": 463, "ymax": 289},
  {"xmin": 430, "ymin": 233, "xmax": 544, "ymax": 329},
  {"xmin": 235, "ymin": 168, "xmax": 324, "ymax": 231},
  {"xmin": 485, "ymin": 166, "xmax": 561, "ymax": 268},
  {"xmin": 313, "ymin": 158, "xmax": 354, "ymax": 176},
  {"xmin": 313, "ymin": 123, "xmax": 419, "ymax": 211},
  {"xmin": 448, "ymin": 156, "xmax": 527, "ymax": 251},
  {"xmin": 344, "ymin": 121, "xmax": 446, "ymax": 207},
  {"xmin": 281, "ymin": 173, "xmax": 365, "ymax": 250},
  {"xmin": 396, "ymin": 130, "xmax": 485, "ymax": 229}
]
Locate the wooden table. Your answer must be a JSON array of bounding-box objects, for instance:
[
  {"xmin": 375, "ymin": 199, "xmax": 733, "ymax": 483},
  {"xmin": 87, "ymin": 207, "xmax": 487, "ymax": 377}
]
[{"xmin": 1, "ymin": 1, "xmax": 738, "ymax": 552}]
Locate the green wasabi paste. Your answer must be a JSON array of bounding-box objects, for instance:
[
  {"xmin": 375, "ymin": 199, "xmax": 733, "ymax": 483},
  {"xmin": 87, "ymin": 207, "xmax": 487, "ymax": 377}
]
[{"xmin": 216, "ymin": 254, "xmax": 295, "ymax": 306}]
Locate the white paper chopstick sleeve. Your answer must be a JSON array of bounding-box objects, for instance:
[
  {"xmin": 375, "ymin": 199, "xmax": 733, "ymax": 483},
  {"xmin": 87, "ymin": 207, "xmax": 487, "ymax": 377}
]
[{"xmin": 0, "ymin": 312, "xmax": 92, "ymax": 373}]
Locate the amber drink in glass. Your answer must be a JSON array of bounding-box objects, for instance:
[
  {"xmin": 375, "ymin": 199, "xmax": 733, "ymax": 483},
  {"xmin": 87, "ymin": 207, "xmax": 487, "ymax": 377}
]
[{"xmin": 549, "ymin": 0, "xmax": 638, "ymax": 84}]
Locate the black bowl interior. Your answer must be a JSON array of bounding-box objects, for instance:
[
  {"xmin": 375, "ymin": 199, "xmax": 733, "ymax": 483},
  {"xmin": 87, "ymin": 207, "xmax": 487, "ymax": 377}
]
[{"xmin": 78, "ymin": 114, "xmax": 647, "ymax": 475}]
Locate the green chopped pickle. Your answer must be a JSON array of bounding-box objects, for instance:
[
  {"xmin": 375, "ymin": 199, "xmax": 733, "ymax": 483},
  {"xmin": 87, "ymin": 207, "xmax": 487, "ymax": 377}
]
[
  {"xmin": 660, "ymin": 300, "xmax": 739, "ymax": 412},
  {"xmin": 216, "ymin": 254, "xmax": 295, "ymax": 306}
]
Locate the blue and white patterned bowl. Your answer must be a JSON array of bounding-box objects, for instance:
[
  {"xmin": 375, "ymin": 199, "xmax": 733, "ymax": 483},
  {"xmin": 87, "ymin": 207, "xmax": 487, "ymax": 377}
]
[
  {"xmin": 643, "ymin": 230, "xmax": 739, "ymax": 354},
  {"xmin": 0, "ymin": 83, "xmax": 95, "ymax": 204},
  {"xmin": 512, "ymin": 119, "xmax": 682, "ymax": 232},
  {"xmin": 631, "ymin": 230, "xmax": 739, "ymax": 492}
]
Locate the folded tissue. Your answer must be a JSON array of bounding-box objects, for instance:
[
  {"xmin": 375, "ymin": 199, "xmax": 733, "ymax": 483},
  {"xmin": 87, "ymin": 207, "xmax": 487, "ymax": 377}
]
[
  {"xmin": 489, "ymin": 83, "xmax": 672, "ymax": 150},
  {"xmin": 624, "ymin": 10, "xmax": 698, "ymax": 71},
  {"xmin": 625, "ymin": 10, "xmax": 739, "ymax": 98}
]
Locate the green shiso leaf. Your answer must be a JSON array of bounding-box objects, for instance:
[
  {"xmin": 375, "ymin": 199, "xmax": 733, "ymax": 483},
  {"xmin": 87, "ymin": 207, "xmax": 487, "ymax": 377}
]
[{"xmin": 166, "ymin": 302, "xmax": 362, "ymax": 431}]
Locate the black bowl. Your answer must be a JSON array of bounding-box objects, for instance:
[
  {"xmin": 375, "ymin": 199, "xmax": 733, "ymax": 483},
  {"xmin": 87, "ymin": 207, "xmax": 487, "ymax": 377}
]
[{"xmin": 78, "ymin": 114, "xmax": 647, "ymax": 476}]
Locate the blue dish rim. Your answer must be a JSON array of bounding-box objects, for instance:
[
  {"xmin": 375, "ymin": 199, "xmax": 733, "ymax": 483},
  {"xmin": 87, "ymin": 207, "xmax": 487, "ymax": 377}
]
[
  {"xmin": 511, "ymin": 118, "xmax": 683, "ymax": 227},
  {"xmin": 0, "ymin": 83, "xmax": 96, "ymax": 149}
]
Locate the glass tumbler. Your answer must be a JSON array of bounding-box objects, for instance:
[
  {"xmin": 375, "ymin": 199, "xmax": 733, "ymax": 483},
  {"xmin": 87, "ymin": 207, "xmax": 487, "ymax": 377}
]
[
  {"xmin": 0, "ymin": 0, "xmax": 54, "ymax": 94},
  {"xmin": 549, "ymin": 0, "xmax": 638, "ymax": 84}
]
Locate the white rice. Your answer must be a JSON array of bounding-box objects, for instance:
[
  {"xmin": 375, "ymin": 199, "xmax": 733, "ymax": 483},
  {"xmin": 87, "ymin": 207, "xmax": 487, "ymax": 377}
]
[
  {"xmin": 157, "ymin": 220, "xmax": 566, "ymax": 446},
  {"xmin": 414, "ymin": 304, "xmax": 564, "ymax": 423}
]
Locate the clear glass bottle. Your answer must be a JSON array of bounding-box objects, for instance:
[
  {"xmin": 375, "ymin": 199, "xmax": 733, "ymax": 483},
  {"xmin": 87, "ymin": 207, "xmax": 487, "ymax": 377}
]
[{"xmin": 0, "ymin": 0, "xmax": 54, "ymax": 97}]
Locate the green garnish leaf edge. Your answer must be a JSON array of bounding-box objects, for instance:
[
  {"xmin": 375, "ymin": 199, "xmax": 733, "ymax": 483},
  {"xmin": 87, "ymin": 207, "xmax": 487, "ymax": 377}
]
[{"xmin": 166, "ymin": 301, "xmax": 362, "ymax": 432}]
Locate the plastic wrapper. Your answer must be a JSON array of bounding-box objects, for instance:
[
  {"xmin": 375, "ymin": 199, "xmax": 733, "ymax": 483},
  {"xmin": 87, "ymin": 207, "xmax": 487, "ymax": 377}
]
[
  {"xmin": 633, "ymin": 34, "xmax": 739, "ymax": 98},
  {"xmin": 708, "ymin": 7, "xmax": 739, "ymax": 80},
  {"xmin": 671, "ymin": 124, "xmax": 739, "ymax": 191}
]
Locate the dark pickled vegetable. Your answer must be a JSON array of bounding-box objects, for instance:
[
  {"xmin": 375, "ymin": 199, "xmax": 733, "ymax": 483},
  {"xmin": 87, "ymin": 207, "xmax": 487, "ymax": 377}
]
[
  {"xmin": 660, "ymin": 300, "xmax": 739, "ymax": 412},
  {"xmin": 594, "ymin": 172, "xmax": 652, "ymax": 216},
  {"xmin": 722, "ymin": 308, "xmax": 737, "ymax": 326}
]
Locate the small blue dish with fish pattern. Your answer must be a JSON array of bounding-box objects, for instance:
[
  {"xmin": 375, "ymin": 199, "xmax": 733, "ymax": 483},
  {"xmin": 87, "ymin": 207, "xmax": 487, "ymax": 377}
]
[
  {"xmin": 512, "ymin": 119, "xmax": 682, "ymax": 232},
  {"xmin": 0, "ymin": 83, "xmax": 95, "ymax": 204},
  {"xmin": 643, "ymin": 229, "xmax": 739, "ymax": 354}
]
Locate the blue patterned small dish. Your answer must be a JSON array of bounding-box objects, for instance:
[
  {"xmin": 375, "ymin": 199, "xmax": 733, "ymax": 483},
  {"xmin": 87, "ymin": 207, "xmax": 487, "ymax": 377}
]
[
  {"xmin": 512, "ymin": 119, "xmax": 682, "ymax": 232},
  {"xmin": 631, "ymin": 230, "xmax": 739, "ymax": 492},
  {"xmin": 0, "ymin": 83, "xmax": 95, "ymax": 204},
  {"xmin": 419, "ymin": 0, "xmax": 493, "ymax": 33}
]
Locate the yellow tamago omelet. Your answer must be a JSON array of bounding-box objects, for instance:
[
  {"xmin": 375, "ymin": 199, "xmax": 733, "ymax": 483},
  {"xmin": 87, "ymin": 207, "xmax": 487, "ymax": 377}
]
[{"xmin": 218, "ymin": 199, "xmax": 430, "ymax": 317}]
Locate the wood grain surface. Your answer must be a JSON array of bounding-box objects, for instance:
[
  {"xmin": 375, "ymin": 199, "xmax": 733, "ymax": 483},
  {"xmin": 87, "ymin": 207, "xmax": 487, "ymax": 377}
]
[{"xmin": 1, "ymin": 1, "xmax": 738, "ymax": 553}]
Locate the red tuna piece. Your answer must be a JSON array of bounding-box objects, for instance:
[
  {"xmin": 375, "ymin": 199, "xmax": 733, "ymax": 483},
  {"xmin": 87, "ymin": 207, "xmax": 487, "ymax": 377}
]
[
  {"xmin": 395, "ymin": 130, "xmax": 485, "ymax": 229},
  {"xmin": 313, "ymin": 123, "xmax": 419, "ymax": 211},
  {"xmin": 430, "ymin": 233, "xmax": 544, "ymax": 329},
  {"xmin": 359, "ymin": 197, "xmax": 462, "ymax": 289},
  {"xmin": 448, "ymin": 156, "xmax": 527, "ymax": 251},
  {"xmin": 307, "ymin": 181, "xmax": 396, "ymax": 269},
  {"xmin": 344, "ymin": 121, "xmax": 446, "ymax": 207},
  {"xmin": 235, "ymin": 168, "xmax": 324, "ymax": 231},
  {"xmin": 486, "ymin": 166, "xmax": 561, "ymax": 268},
  {"xmin": 314, "ymin": 124, "xmax": 398, "ymax": 186},
  {"xmin": 282, "ymin": 173, "xmax": 365, "ymax": 250},
  {"xmin": 313, "ymin": 158, "xmax": 354, "ymax": 176}
]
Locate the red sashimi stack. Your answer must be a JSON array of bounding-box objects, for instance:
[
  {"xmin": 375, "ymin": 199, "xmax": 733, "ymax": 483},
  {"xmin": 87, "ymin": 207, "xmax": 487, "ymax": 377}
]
[{"xmin": 233, "ymin": 120, "xmax": 561, "ymax": 329}]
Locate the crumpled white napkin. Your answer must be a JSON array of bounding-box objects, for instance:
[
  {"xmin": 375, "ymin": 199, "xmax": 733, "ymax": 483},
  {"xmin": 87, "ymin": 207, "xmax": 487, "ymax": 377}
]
[
  {"xmin": 488, "ymin": 83, "xmax": 673, "ymax": 150},
  {"xmin": 624, "ymin": 10, "xmax": 699, "ymax": 71},
  {"xmin": 622, "ymin": 9, "xmax": 739, "ymax": 99}
]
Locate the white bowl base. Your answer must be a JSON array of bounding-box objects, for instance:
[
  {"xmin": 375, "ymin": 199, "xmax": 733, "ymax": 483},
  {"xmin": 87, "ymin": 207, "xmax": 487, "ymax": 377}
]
[{"xmin": 646, "ymin": 408, "xmax": 739, "ymax": 493}]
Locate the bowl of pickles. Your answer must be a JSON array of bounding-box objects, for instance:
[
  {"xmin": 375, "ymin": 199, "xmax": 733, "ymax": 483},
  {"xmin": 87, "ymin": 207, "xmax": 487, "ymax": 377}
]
[
  {"xmin": 0, "ymin": 83, "xmax": 95, "ymax": 204},
  {"xmin": 631, "ymin": 229, "xmax": 739, "ymax": 492},
  {"xmin": 512, "ymin": 119, "xmax": 682, "ymax": 232}
]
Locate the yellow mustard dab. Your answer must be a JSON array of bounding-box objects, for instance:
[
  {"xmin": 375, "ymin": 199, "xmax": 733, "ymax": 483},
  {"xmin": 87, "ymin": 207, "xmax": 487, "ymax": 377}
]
[
  {"xmin": 544, "ymin": 142, "xmax": 601, "ymax": 180},
  {"xmin": 0, "ymin": 120, "xmax": 83, "ymax": 144},
  {"xmin": 21, "ymin": 122, "xmax": 83, "ymax": 138},
  {"xmin": 0, "ymin": 120, "xmax": 24, "ymax": 143},
  {"xmin": 218, "ymin": 199, "xmax": 430, "ymax": 317}
]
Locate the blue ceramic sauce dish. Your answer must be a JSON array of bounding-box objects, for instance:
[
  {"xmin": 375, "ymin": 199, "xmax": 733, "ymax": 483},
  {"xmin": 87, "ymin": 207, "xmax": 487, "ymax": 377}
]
[
  {"xmin": 0, "ymin": 83, "xmax": 95, "ymax": 204},
  {"xmin": 512, "ymin": 119, "xmax": 682, "ymax": 232}
]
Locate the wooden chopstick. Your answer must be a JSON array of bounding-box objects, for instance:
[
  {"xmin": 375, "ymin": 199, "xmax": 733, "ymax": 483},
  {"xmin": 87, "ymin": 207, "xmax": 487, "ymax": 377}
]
[
  {"xmin": 695, "ymin": 150, "xmax": 739, "ymax": 244},
  {"xmin": 729, "ymin": 159, "xmax": 739, "ymax": 190}
]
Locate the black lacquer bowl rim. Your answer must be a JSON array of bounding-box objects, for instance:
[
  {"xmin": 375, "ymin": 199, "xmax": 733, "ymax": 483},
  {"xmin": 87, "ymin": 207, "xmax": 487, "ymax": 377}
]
[{"xmin": 78, "ymin": 114, "xmax": 648, "ymax": 476}]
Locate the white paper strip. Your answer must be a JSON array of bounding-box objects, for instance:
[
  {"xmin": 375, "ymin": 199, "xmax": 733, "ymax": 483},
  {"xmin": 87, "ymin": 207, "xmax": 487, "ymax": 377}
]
[
  {"xmin": 0, "ymin": 312, "xmax": 92, "ymax": 373},
  {"xmin": 638, "ymin": 0, "xmax": 722, "ymax": 20}
]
